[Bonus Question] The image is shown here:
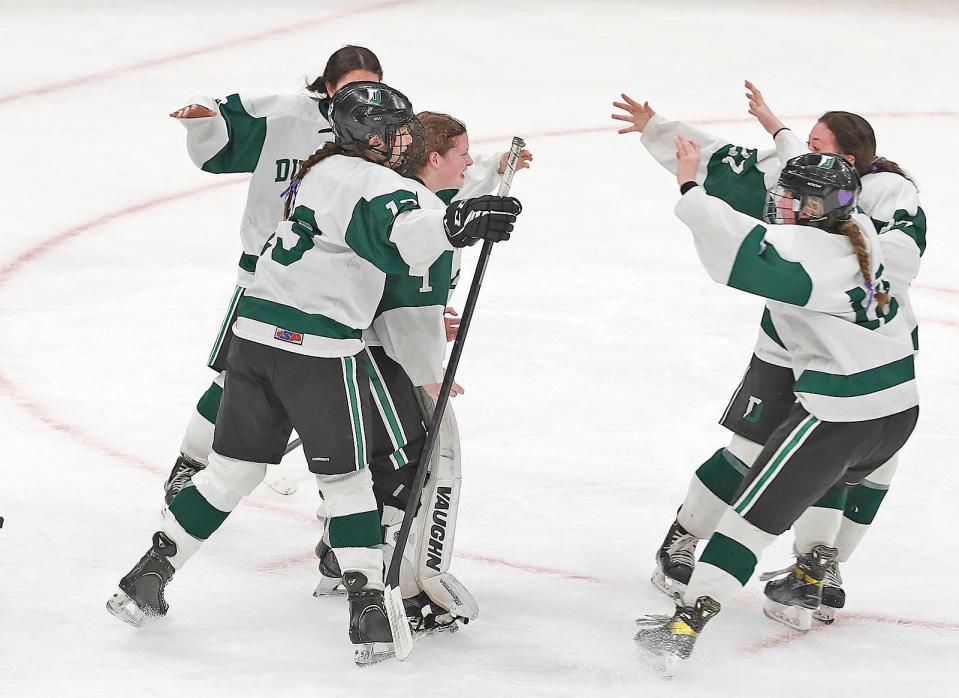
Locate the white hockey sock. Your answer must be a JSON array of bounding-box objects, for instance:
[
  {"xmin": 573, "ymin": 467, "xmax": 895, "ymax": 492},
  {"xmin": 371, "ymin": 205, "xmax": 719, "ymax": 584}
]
[{"xmin": 792, "ymin": 506, "xmax": 842, "ymax": 555}]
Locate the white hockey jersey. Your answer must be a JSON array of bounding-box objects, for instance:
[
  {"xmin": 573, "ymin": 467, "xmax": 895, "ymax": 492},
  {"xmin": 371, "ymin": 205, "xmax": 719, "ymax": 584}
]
[
  {"xmin": 676, "ymin": 187, "xmax": 918, "ymax": 422},
  {"xmin": 640, "ymin": 114, "xmax": 927, "ymax": 366},
  {"xmin": 179, "ymin": 92, "xmax": 335, "ymax": 286},
  {"xmin": 232, "ymin": 154, "xmax": 455, "ymax": 358}
]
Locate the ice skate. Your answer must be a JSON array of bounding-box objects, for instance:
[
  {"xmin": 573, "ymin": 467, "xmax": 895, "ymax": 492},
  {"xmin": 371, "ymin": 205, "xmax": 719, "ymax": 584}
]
[
  {"xmin": 814, "ymin": 561, "xmax": 845, "ymax": 624},
  {"xmin": 163, "ymin": 454, "xmax": 205, "ymax": 506},
  {"xmin": 651, "ymin": 519, "xmax": 698, "ymax": 601},
  {"xmin": 313, "ymin": 540, "xmax": 345, "ymax": 597},
  {"xmin": 404, "ymin": 591, "xmax": 461, "ymax": 639},
  {"xmin": 761, "ymin": 544, "xmax": 838, "ymax": 632},
  {"xmin": 346, "ymin": 571, "xmax": 394, "ymax": 666},
  {"xmin": 106, "ymin": 531, "xmax": 176, "ymax": 628},
  {"xmin": 634, "ymin": 596, "xmax": 720, "ymax": 677}
]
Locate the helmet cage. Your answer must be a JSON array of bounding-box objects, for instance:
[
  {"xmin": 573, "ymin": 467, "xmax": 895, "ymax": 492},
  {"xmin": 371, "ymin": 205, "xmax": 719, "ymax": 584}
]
[
  {"xmin": 330, "ymin": 81, "xmax": 424, "ymax": 176},
  {"xmin": 762, "ymin": 153, "xmax": 860, "ymax": 227}
]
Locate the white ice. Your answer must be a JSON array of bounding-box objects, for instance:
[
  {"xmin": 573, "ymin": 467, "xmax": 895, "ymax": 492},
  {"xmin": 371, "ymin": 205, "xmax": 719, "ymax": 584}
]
[{"xmin": 1, "ymin": 1, "xmax": 958, "ymax": 696}]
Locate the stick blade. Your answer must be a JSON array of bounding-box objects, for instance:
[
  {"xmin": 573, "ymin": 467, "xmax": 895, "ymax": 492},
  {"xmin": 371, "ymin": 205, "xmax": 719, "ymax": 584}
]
[{"xmin": 384, "ymin": 584, "xmax": 414, "ymax": 661}]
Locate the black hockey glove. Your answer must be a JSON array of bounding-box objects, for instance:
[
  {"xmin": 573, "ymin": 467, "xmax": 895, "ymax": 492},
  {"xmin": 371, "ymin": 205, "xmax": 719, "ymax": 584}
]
[{"xmin": 443, "ymin": 195, "xmax": 522, "ymax": 248}]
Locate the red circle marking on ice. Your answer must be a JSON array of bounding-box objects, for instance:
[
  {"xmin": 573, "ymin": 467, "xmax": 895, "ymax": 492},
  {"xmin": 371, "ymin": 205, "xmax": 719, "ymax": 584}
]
[{"xmin": 0, "ymin": 0, "xmax": 415, "ymax": 107}]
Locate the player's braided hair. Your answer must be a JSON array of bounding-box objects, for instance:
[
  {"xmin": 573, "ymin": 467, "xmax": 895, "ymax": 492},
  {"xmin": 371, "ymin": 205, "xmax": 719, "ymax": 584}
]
[
  {"xmin": 835, "ymin": 218, "xmax": 889, "ymax": 312},
  {"xmin": 282, "ymin": 143, "xmax": 348, "ymax": 218},
  {"xmin": 818, "ymin": 111, "xmax": 914, "ymax": 184},
  {"xmin": 306, "ymin": 45, "xmax": 382, "ymax": 96}
]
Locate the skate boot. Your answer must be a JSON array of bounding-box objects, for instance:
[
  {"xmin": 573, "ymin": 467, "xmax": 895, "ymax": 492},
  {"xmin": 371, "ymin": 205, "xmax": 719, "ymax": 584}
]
[
  {"xmin": 404, "ymin": 591, "xmax": 460, "ymax": 638},
  {"xmin": 814, "ymin": 561, "xmax": 845, "ymax": 624},
  {"xmin": 106, "ymin": 531, "xmax": 177, "ymax": 627},
  {"xmin": 634, "ymin": 596, "xmax": 721, "ymax": 677},
  {"xmin": 651, "ymin": 519, "xmax": 699, "ymax": 601},
  {"xmin": 761, "ymin": 544, "xmax": 838, "ymax": 631},
  {"xmin": 345, "ymin": 571, "xmax": 394, "ymax": 666},
  {"xmin": 313, "ymin": 540, "xmax": 345, "ymax": 597},
  {"xmin": 163, "ymin": 454, "xmax": 205, "ymax": 506}
]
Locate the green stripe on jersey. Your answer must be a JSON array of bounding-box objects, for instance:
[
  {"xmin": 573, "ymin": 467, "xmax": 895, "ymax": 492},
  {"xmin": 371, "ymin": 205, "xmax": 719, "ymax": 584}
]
[
  {"xmin": 699, "ymin": 532, "xmax": 757, "ymax": 586},
  {"xmin": 795, "ymin": 355, "xmax": 915, "ymax": 398},
  {"xmin": 704, "ymin": 146, "xmax": 767, "ymax": 218},
  {"xmin": 760, "ymin": 307, "xmax": 786, "ymax": 350},
  {"xmin": 873, "ymin": 206, "xmax": 927, "ymax": 256},
  {"xmin": 345, "ymin": 190, "xmax": 420, "ymax": 274},
  {"xmin": 727, "ymin": 225, "xmax": 813, "ymax": 306},
  {"xmin": 239, "ymin": 252, "xmax": 258, "ymax": 273},
  {"xmin": 237, "ymin": 296, "xmax": 361, "ymax": 339},
  {"xmin": 435, "ymin": 188, "xmax": 457, "ymax": 205},
  {"xmin": 378, "ymin": 251, "xmax": 454, "ymax": 313},
  {"xmin": 201, "ymin": 94, "xmax": 267, "ymax": 174}
]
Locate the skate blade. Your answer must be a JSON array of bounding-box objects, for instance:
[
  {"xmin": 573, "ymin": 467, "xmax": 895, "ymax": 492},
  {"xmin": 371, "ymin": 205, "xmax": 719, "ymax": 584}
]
[
  {"xmin": 650, "ymin": 568, "xmax": 686, "ymax": 602},
  {"xmin": 106, "ymin": 590, "xmax": 146, "ymax": 628},
  {"xmin": 313, "ymin": 577, "xmax": 346, "ymax": 597},
  {"xmin": 354, "ymin": 642, "xmax": 395, "ymax": 666},
  {"xmin": 763, "ymin": 599, "xmax": 811, "ymax": 632},
  {"xmin": 813, "ymin": 605, "xmax": 837, "ymax": 624},
  {"xmin": 634, "ymin": 642, "xmax": 682, "ymax": 679},
  {"xmin": 412, "ymin": 621, "xmax": 459, "ymax": 640}
]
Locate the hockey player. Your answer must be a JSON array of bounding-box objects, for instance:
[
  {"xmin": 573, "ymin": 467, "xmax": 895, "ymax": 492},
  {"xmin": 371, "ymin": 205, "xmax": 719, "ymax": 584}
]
[
  {"xmin": 631, "ymin": 142, "xmax": 918, "ymax": 675},
  {"xmin": 313, "ymin": 111, "xmax": 533, "ymax": 635},
  {"xmin": 613, "ymin": 84, "xmax": 925, "ymax": 624},
  {"xmin": 165, "ymin": 45, "xmax": 383, "ymax": 500},
  {"xmin": 106, "ymin": 82, "xmax": 523, "ymax": 664}
]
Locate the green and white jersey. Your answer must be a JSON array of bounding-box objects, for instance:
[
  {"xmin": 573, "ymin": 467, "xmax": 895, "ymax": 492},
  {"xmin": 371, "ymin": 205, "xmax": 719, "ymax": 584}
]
[
  {"xmin": 363, "ymin": 154, "xmax": 504, "ymax": 385},
  {"xmin": 232, "ymin": 154, "xmax": 454, "ymax": 358},
  {"xmin": 676, "ymin": 186, "xmax": 918, "ymax": 422},
  {"xmin": 641, "ymin": 115, "xmax": 927, "ymax": 364},
  {"xmin": 179, "ymin": 92, "xmax": 334, "ymax": 286}
]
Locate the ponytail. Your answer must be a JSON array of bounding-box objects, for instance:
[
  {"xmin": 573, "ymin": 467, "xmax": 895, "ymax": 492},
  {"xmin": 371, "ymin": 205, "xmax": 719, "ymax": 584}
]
[
  {"xmin": 282, "ymin": 143, "xmax": 349, "ymax": 218},
  {"xmin": 836, "ymin": 219, "xmax": 889, "ymax": 312}
]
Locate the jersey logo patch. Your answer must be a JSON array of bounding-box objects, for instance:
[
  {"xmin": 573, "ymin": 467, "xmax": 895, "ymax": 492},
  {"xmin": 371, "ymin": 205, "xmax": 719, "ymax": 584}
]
[
  {"xmin": 274, "ymin": 328, "xmax": 303, "ymax": 345},
  {"xmin": 743, "ymin": 396, "xmax": 763, "ymax": 423}
]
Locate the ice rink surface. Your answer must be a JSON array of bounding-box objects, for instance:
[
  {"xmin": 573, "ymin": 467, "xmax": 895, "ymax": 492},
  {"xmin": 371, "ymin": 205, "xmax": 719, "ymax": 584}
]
[{"xmin": 1, "ymin": 0, "xmax": 957, "ymax": 695}]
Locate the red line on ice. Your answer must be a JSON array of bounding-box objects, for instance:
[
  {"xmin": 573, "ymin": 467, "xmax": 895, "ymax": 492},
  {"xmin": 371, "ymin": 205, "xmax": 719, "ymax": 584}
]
[
  {"xmin": 1, "ymin": 110, "xmax": 958, "ymax": 635},
  {"xmin": 0, "ymin": 0, "xmax": 414, "ymax": 107}
]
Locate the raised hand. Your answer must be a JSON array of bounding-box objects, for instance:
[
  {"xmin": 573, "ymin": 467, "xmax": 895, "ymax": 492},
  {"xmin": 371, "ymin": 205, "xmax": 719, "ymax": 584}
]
[
  {"xmin": 170, "ymin": 104, "xmax": 217, "ymax": 119},
  {"xmin": 612, "ymin": 94, "xmax": 656, "ymax": 134},
  {"xmin": 675, "ymin": 136, "xmax": 702, "ymax": 186},
  {"xmin": 499, "ymin": 149, "xmax": 533, "ymax": 175},
  {"xmin": 744, "ymin": 80, "xmax": 785, "ymax": 135}
]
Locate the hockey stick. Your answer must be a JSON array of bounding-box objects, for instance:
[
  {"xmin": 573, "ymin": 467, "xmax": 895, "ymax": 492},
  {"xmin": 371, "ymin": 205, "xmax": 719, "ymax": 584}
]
[
  {"xmin": 384, "ymin": 136, "xmax": 527, "ymax": 661},
  {"xmin": 284, "ymin": 437, "xmax": 302, "ymax": 455}
]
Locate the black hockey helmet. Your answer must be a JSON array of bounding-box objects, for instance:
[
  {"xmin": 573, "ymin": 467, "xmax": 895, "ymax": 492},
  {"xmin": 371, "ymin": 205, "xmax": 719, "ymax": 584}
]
[
  {"xmin": 329, "ymin": 81, "xmax": 424, "ymax": 176},
  {"xmin": 763, "ymin": 152, "xmax": 861, "ymax": 228}
]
